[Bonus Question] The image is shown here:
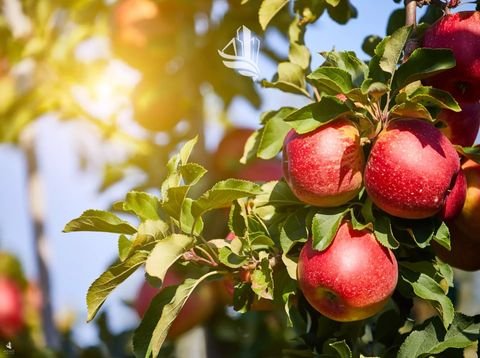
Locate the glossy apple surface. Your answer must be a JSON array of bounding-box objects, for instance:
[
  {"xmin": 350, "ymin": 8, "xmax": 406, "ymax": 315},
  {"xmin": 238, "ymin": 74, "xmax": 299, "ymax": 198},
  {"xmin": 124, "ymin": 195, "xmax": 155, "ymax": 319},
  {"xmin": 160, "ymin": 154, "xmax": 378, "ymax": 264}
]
[
  {"xmin": 297, "ymin": 222, "xmax": 398, "ymax": 322},
  {"xmin": 423, "ymin": 11, "xmax": 480, "ymax": 102},
  {"xmin": 134, "ymin": 270, "xmax": 215, "ymax": 339},
  {"xmin": 437, "ymin": 102, "xmax": 480, "ymax": 147},
  {"xmin": 283, "ymin": 118, "xmax": 364, "ymax": 207},
  {"xmin": 0, "ymin": 277, "xmax": 24, "ymax": 338},
  {"xmin": 365, "ymin": 119, "xmax": 461, "ymax": 219}
]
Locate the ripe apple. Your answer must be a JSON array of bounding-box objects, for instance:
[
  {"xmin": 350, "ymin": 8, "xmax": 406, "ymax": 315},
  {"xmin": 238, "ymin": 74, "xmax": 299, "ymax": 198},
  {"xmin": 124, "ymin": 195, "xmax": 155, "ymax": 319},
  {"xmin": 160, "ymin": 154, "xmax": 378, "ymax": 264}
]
[
  {"xmin": 297, "ymin": 221, "xmax": 398, "ymax": 322},
  {"xmin": 0, "ymin": 277, "xmax": 24, "ymax": 338},
  {"xmin": 132, "ymin": 79, "xmax": 189, "ymax": 132},
  {"xmin": 364, "ymin": 119, "xmax": 461, "ymax": 219},
  {"xmin": 450, "ymin": 160, "xmax": 480, "ymax": 232},
  {"xmin": 283, "ymin": 118, "xmax": 364, "ymax": 207},
  {"xmin": 134, "ymin": 269, "xmax": 215, "ymax": 339},
  {"xmin": 439, "ymin": 169, "xmax": 467, "ymax": 221},
  {"xmin": 437, "ymin": 102, "xmax": 480, "ymax": 147},
  {"xmin": 422, "ymin": 12, "xmax": 480, "ymax": 102}
]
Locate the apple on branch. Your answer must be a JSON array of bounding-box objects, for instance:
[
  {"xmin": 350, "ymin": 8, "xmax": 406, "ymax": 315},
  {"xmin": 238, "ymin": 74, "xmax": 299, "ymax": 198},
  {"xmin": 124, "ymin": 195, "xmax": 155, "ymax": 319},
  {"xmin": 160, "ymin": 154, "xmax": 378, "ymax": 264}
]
[
  {"xmin": 297, "ymin": 221, "xmax": 398, "ymax": 322},
  {"xmin": 437, "ymin": 102, "xmax": 480, "ymax": 147},
  {"xmin": 364, "ymin": 119, "xmax": 463, "ymax": 219},
  {"xmin": 0, "ymin": 277, "xmax": 24, "ymax": 339},
  {"xmin": 283, "ymin": 118, "xmax": 365, "ymax": 207},
  {"xmin": 422, "ymin": 11, "xmax": 480, "ymax": 103}
]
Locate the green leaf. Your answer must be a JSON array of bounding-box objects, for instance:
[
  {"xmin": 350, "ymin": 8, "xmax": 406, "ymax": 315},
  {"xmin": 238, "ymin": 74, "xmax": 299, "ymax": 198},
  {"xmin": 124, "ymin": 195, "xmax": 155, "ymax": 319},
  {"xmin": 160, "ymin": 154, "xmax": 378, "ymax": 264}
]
[
  {"xmin": 118, "ymin": 235, "xmax": 132, "ymax": 262},
  {"xmin": 87, "ymin": 251, "xmax": 148, "ymax": 322},
  {"xmin": 259, "ymin": 0, "xmax": 289, "ymax": 30},
  {"xmin": 162, "ymin": 186, "xmax": 190, "ymax": 219},
  {"xmin": 326, "ymin": 0, "xmax": 357, "ymax": 25},
  {"xmin": 374, "ymin": 215, "xmax": 399, "ymax": 249},
  {"xmin": 218, "ymin": 247, "xmax": 248, "ymax": 268},
  {"xmin": 377, "ymin": 26, "xmax": 412, "ymax": 75},
  {"xmin": 249, "ymin": 233, "xmax": 275, "ymax": 250},
  {"xmin": 145, "ymin": 234, "xmax": 195, "ymax": 284},
  {"xmin": 325, "ymin": 339, "xmax": 352, "ymax": 358},
  {"xmin": 280, "ymin": 210, "xmax": 308, "ymax": 279},
  {"xmin": 262, "ymin": 62, "xmax": 310, "ymax": 97},
  {"xmin": 63, "ymin": 210, "xmax": 137, "ymax": 235},
  {"xmin": 307, "ymin": 67, "xmax": 354, "ymax": 95},
  {"xmin": 255, "ymin": 180, "xmax": 303, "ymax": 208},
  {"xmin": 455, "ymin": 145, "xmax": 480, "ymax": 163},
  {"xmin": 283, "ymin": 96, "xmax": 351, "ymax": 134},
  {"xmin": 137, "ymin": 219, "xmax": 169, "ymax": 240},
  {"xmin": 179, "ymin": 163, "xmax": 207, "ymax": 185},
  {"xmin": 321, "ymin": 51, "xmax": 368, "ymax": 87},
  {"xmin": 229, "ymin": 200, "xmax": 248, "ymax": 237},
  {"xmin": 400, "ymin": 266, "xmax": 454, "ymax": 328},
  {"xmin": 390, "ymin": 102, "xmax": 433, "ymax": 121},
  {"xmin": 180, "ymin": 198, "xmax": 204, "ymax": 235},
  {"xmin": 393, "ymin": 48, "xmax": 456, "ymax": 92},
  {"xmin": 257, "ymin": 107, "xmax": 296, "ymax": 159},
  {"xmin": 192, "ymin": 179, "xmax": 263, "ymax": 218},
  {"xmin": 123, "ymin": 191, "xmax": 160, "ymax": 221},
  {"xmin": 407, "ymin": 86, "xmax": 460, "ymax": 112},
  {"xmin": 398, "ymin": 314, "xmax": 480, "ymax": 358},
  {"xmin": 311, "ymin": 209, "xmax": 347, "ymax": 251},
  {"xmin": 179, "ymin": 136, "xmax": 198, "ymax": 165},
  {"xmin": 433, "ymin": 220, "xmax": 451, "ymax": 250},
  {"xmin": 399, "ymin": 217, "xmax": 438, "ymax": 248},
  {"xmin": 251, "ymin": 253, "xmax": 274, "ymax": 300},
  {"xmin": 133, "ymin": 272, "xmax": 218, "ymax": 358}
]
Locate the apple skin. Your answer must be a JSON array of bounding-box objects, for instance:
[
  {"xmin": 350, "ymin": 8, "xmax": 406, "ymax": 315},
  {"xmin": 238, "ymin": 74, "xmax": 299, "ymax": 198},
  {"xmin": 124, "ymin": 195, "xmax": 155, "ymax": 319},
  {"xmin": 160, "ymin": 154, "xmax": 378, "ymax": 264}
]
[
  {"xmin": 364, "ymin": 119, "xmax": 461, "ymax": 219},
  {"xmin": 451, "ymin": 160, "xmax": 480, "ymax": 232},
  {"xmin": 134, "ymin": 270, "xmax": 215, "ymax": 339},
  {"xmin": 283, "ymin": 118, "xmax": 365, "ymax": 207},
  {"xmin": 423, "ymin": 12, "xmax": 480, "ymax": 103},
  {"xmin": 0, "ymin": 277, "xmax": 24, "ymax": 338},
  {"xmin": 437, "ymin": 102, "xmax": 480, "ymax": 147},
  {"xmin": 297, "ymin": 222, "xmax": 398, "ymax": 322},
  {"xmin": 440, "ymin": 169, "xmax": 467, "ymax": 221}
]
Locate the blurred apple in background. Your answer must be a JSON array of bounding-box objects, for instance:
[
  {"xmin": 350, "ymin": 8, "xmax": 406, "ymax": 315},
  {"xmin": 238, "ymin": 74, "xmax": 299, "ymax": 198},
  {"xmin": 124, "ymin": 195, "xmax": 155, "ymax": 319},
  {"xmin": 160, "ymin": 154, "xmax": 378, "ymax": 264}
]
[
  {"xmin": 437, "ymin": 102, "xmax": 480, "ymax": 147},
  {"xmin": 131, "ymin": 78, "xmax": 191, "ymax": 133},
  {"xmin": 0, "ymin": 277, "xmax": 24, "ymax": 339},
  {"xmin": 134, "ymin": 269, "xmax": 215, "ymax": 339},
  {"xmin": 214, "ymin": 128, "xmax": 283, "ymax": 182}
]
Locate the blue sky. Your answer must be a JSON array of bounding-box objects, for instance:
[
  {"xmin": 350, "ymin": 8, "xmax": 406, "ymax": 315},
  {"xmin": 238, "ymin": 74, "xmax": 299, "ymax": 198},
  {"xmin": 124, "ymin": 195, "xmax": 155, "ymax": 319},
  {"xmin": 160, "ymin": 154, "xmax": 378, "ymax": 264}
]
[{"xmin": 1, "ymin": 1, "xmax": 477, "ymax": 346}]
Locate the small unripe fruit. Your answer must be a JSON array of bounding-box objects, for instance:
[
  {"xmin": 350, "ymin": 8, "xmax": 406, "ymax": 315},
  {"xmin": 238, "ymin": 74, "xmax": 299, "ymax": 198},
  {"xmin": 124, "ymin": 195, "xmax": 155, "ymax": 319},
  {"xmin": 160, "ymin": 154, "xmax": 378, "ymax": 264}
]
[{"xmin": 0, "ymin": 277, "xmax": 24, "ymax": 338}]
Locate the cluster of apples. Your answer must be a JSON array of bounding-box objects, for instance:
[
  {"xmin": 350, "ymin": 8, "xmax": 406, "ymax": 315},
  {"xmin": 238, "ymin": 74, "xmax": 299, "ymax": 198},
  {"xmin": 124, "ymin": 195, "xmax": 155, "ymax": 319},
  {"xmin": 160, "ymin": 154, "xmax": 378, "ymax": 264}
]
[{"xmin": 286, "ymin": 11, "xmax": 480, "ymax": 322}]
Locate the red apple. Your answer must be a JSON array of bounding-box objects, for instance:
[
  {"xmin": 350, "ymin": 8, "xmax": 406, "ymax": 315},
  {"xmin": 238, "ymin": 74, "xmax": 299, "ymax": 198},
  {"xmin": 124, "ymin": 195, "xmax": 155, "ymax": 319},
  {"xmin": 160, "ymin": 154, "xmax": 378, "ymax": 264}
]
[
  {"xmin": 440, "ymin": 169, "xmax": 467, "ymax": 221},
  {"xmin": 437, "ymin": 102, "xmax": 480, "ymax": 147},
  {"xmin": 235, "ymin": 159, "xmax": 283, "ymax": 182},
  {"xmin": 283, "ymin": 118, "xmax": 365, "ymax": 207},
  {"xmin": 364, "ymin": 119, "xmax": 461, "ymax": 219},
  {"xmin": 423, "ymin": 12, "xmax": 480, "ymax": 103},
  {"xmin": 0, "ymin": 277, "xmax": 24, "ymax": 338},
  {"xmin": 214, "ymin": 128, "xmax": 254, "ymax": 176},
  {"xmin": 111, "ymin": 0, "xmax": 181, "ymax": 70},
  {"xmin": 134, "ymin": 269, "xmax": 215, "ymax": 339},
  {"xmin": 297, "ymin": 221, "xmax": 398, "ymax": 322}
]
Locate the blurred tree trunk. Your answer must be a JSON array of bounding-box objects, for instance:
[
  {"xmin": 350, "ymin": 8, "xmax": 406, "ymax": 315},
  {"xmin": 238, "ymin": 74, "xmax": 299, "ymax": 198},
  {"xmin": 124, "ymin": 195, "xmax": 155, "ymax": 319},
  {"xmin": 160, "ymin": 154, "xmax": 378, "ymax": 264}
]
[{"xmin": 20, "ymin": 128, "xmax": 59, "ymax": 349}]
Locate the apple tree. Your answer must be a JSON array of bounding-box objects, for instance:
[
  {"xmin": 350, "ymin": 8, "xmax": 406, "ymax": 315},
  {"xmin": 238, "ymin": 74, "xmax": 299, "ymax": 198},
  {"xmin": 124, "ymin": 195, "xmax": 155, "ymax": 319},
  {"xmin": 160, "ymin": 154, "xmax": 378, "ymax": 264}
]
[{"xmin": 62, "ymin": 0, "xmax": 480, "ymax": 356}]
